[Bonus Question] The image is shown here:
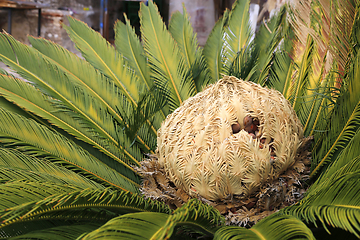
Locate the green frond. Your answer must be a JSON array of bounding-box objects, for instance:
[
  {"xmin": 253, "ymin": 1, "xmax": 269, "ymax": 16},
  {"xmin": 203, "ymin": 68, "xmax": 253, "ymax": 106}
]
[
  {"xmin": 169, "ymin": 6, "xmax": 210, "ymax": 92},
  {"xmin": 114, "ymin": 87, "xmax": 167, "ymax": 152},
  {"xmin": 0, "ymin": 188, "xmax": 171, "ymax": 231},
  {"xmin": 0, "ymin": 81, "xmax": 142, "ymax": 181},
  {"xmin": 250, "ymin": 6, "xmax": 290, "ymax": 86},
  {"xmin": 311, "ymin": 49, "xmax": 360, "ymax": 177},
  {"xmin": 114, "ymin": 15, "xmax": 167, "ymax": 126},
  {"xmin": 227, "ymin": 43, "xmax": 257, "ymax": 81},
  {"xmin": 81, "ymin": 199, "xmax": 224, "ymax": 239},
  {"xmin": 312, "ymin": 123, "xmax": 360, "ymax": 189},
  {"xmin": 140, "ymin": 1, "xmax": 195, "ymax": 112},
  {"xmin": 290, "ymin": 36, "xmax": 314, "ymax": 114},
  {"xmin": 296, "ymin": 68, "xmax": 333, "ymax": 139},
  {"xmin": 0, "ymin": 95, "xmax": 34, "ymax": 119},
  {"xmin": 288, "ymin": 141, "xmax": 360, "ymax": 236},
  {"xmin": 28, "ymin": 36, "xmax": 156, "ymax": 154},
  {"xmin": 28, "ymin": 36, "xmax": 125, "ymax": 117},
  {"xmin": 214, "ymin": 214, "xmax": 315, "ymax": 240},
  {"xmin": 81, "ymin": 212, "xmax": 170, "ymax": 239},
  {"xmin": 3, "ymin": 223, "xmax": 101, "ymax": 240},
  {"xmin": 65, "ymin": 17, "xmax": 159, "ymax": 156},
  {"xmin": 0, "ymin": 33, "xmax": 80, "ymax": 106},
  {"xmin": 223, "ymin": 0, "xmax": 252, "ymax": 74},
  {"xmin": 301, "ymin": 72, "xmax": 336, "ymax": 137},
  {"xmin": 203, "ymin": 9, "xmax": 229, "ymax": 83},
  {"xmin": 64, "ymin": 17, "xmax": 142, "ymax": 105},
  {"xmin": 0, "ymin": 74, "xmax": 142, "ymax": 174},
  {"xmin": 282, "ymin": 171, "xmax": 360, "ymax": 238},
  {"xmin": 312, "ymin": 0, "xmax": 356, "ymax": 78},
  {"xmin": 161, "ymin": 198, "xmax": 224, "ymax": 237},
  {"xmin": 226, "ymin": 5, "xmax": 288, "ymax": 86},
  {"xmin": 296, "ymin": 2, "xmax": 360, "ymax": 177},
  {"xmin": 114, "ymin": 16, "xmax": 151, "ymax": 93},
  {"xmin": 0, "ymin": 107, "xmax": 140, "ymax": 192},
  {"xmin": 268, "ymin": 51, "xmax": 294, "ymax": 95},
  {"xmin": 0, "ymin": 181, "xmax": 84, "ymax": 211},
  {"xmin": 0, "ymin": 33, "xmax": 144, "ymax": 167},
  {"xmin": 312, "ymin": 155, "xmax": 360, "ymax": 192},
  {"xmin": 0, "ymin": 147, "xmax": 103, "ymax": 189},
  {"xmin": 266, "ymin": 14, "xmax": 294, "ymax": 94}
]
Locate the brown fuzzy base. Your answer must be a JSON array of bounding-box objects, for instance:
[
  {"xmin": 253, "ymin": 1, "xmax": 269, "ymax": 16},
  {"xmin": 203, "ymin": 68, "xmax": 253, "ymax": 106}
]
[{"xmin": 136, "ymin": 136, "xmax": 313, "ymax": 227}]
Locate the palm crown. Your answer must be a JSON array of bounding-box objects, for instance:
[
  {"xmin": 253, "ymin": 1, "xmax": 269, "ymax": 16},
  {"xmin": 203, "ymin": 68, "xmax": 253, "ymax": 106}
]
[{"xmin": 0, "ymin": 0, "xmax": 359, "ymax": 239}]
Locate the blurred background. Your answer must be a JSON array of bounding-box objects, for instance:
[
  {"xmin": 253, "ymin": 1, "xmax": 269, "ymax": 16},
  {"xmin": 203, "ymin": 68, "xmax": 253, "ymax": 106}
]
[{"xmin": 0, "ymin": 0, "xmax": 286, "ymax": 51}]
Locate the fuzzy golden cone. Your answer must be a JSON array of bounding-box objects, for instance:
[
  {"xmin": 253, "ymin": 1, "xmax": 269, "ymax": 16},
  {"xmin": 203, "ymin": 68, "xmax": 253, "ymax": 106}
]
[{"xmin": 157, "ymin": 76, "xmax": 303, "ymax": 201}]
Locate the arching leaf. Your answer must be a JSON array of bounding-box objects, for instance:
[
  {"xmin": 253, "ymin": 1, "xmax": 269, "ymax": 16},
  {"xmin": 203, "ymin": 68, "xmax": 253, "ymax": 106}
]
[
  {"xmin": 64, "ymin": 17, "xmax": 143, "ymax": 105},
  {"xmin": 0, "ymin": 33, "xmax": 143, "ymax": 167},
  {"xmin": 169, "ymin": 6, "xmax": 210, "ymax": 92},
  {"xmin": 214, "ymin": 214, "xmax": 315, "ymax": 240},
  {"xmin": 0, "ymin": 72, "xmax": 142, "ymax": 175},
  {"xmin": 114, "ymin": 15, "xmax": 166, "ymax": 127},
  {"xmin": 4, "ymin": 223, "xmax": 102, "ymax": 240},
  {"xmin": 283, "ymin": 171, "xmax": 360, "ymax": 238},
  {"xmin": 28, "ymin": 36, "xmax": 156, "ymax": 154},
  {"xmin": 114, "ymin": 16, "xmax": 151, "ymax": 93},
  {"xmin": 82, "ymin": 212, "xmax": 170, "ymax": 240},
  {"xmin": 0, "ymin": 188, "xmax": 170, "ymax": 236},
  {"xmin": 0, "ymin": 107, "xmax": 140, "ymax": 192},
  {"xmin": 140, "ymin": 1, "xmax": 195, "ymax": 113},
  {"xmin": 0, "ymin": 147, "xmax": 103, "ymax": 189},
  {"xmin": 311, "ymin": 26, "xmax": 360, "ymax": 176},
  {"xmin": 203, "ymin": 9, "xmax": 229, "ymax": 83},
  {"xmin": 223, "ymin": 0, "xmax": 252, "ymax": 74},
  {"xmin": 81, "ymin": 199, "xmax": 224, "ymax": 239}
]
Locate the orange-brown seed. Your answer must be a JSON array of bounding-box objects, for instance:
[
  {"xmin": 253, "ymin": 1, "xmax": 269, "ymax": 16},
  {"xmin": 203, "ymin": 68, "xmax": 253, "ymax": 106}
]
[{"xmin": 231, "ymin": 122, "xmax": 241, "ymax": 134}]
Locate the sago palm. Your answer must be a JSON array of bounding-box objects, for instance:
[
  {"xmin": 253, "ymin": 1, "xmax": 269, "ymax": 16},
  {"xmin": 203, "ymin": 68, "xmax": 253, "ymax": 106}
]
[{"xmin": 0, "ymin": 0, "xmax": 359, "ymax": 239}]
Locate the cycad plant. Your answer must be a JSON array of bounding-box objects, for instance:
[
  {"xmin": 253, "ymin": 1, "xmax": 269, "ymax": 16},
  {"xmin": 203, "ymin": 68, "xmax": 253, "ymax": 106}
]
[{"xmin": 0, "ymin": 0, "xmax": 359, "ymax": 239}]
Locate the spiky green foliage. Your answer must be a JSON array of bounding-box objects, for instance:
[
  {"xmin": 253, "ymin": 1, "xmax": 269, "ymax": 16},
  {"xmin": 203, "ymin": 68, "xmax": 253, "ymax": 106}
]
[
  {"xmin": 203, "ymin": 9, "xmax": 229, "ymax": 83},
  {"xmin": 0, "ymin": 0, "xmax": 360, "ymax": 239},
  {"xmin": 169, "ymin": 5, "xmax": 210, "ymax": 92},
  {"xmin": 140, "ymin": 1, "xmax": 197, "ymax": 112},
  {"xmin": 81, "ymin": 199, "xmax": 223, "ymax": 239},
  {"xmin": 214, "ymin": 214, "xmax": 315, "ymax": 240}
]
